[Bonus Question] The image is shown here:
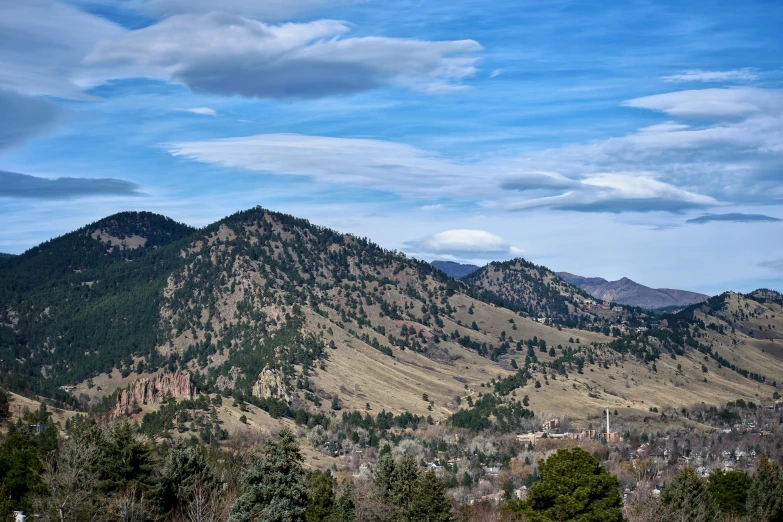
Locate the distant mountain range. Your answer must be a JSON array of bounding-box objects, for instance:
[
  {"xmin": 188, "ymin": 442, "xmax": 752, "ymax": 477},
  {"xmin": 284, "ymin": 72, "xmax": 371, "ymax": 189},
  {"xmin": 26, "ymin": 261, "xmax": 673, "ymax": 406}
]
[
  {"xmin": 0, "ymin": 253, "xmax": 15, "ymax": 259},
  {"xmin": 431, "ymin": 260, "xmax": 480, "ymax": 279},
  {"xmin": 556, "ymin": 272, "xmax": 708, "ymax": 309}
]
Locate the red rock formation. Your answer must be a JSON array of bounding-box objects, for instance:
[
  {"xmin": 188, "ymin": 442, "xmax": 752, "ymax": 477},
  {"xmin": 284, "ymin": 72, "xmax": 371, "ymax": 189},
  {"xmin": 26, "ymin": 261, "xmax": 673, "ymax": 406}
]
[{"xmin": 113, "ymin": 370, "xmax": 197, "ymax": 416}]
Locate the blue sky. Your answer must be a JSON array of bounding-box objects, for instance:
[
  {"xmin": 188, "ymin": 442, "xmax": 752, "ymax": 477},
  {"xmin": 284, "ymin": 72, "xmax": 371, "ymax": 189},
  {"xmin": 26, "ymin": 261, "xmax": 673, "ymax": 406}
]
[{"xmin": 1, "ymin": 0, "xmax": 782, "ymax": 295}]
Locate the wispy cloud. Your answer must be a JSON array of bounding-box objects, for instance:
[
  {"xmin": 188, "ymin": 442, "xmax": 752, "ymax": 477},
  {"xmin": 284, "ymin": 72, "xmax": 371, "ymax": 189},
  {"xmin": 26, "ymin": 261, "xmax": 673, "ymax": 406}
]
[
  {"xmin": 502, "ymin": 174, "xmax": 717, "ymax": 214},
  {"xmin": 759, "ymin": 259, "xmax": 783, "ymax": 273},
  {"xmin": 167, "ymin": 86, "xmax": 783, "ymax": 216},
  {"xmin": 662, "ymin": 68, "xmax": 759, "ymax": 83},
  {"xmin": 167, "ymin": 133, "xmax": 478, "ymax": 197},
  {"xmin": 137, "ymin": 0, "xmax": 363, "ymax": 21},
  {"xmin": 0, "ymin": 171, "xmax": 146, "ymax": 200},
  {"xmin": 177, "ymin": 107, "xmax": 216, "ymax": 116},
  {"xmin": 0, "ymin": 90, "xmax": 60, "ymax": 149},
  {"xmin": 85, "ymin": 13, "xmax": 481, "ymax": 99},
  {"xmin": 0, "ymin": 0, "xmax": 124, "ymax": 99},
  {"xmin": 686, "ymin": 213, "xmax": 782, "ymax": 224}
]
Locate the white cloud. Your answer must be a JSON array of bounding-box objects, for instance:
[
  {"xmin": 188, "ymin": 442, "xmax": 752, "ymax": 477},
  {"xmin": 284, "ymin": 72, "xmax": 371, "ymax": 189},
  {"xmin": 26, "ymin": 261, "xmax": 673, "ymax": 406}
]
[
  {"xmin": 406, "ymin": 229, "xmax": 519, "ymax": 257},
  {"xmin": 167, "ymin": 86, "xmax": 783, "ymax": 213},
  {"xmin": 623, "ymin": 87, "xmax": 783, "ymax": 120},
  {"xmin": 0, "ymin": 0, "xmax": 124, "ymax": 99},
  {"xmin": 167, "ymin": 133, "xmax": 482, "ymax": 197},
  {"xmin": 498, "ymin": 170, "xmax": 576, "ymax": 191},
  {"xmin": 178, "ymin": 107, "xmax": 217, "ymax": 116},
  {"xmin": 502, "ymin": 173, "xmax": 718, "ymax": 213},
  {"xmin": 136, "ymin": 0, "xmax": 362, "ymax": 21},
  {"xmin": 0, "ymin": 90, "xmax": 60, "ymax": 149},
  {"xmin": 662, "ymin": 68, "xmax": 759, "ymax": 83},
  {"xmin": 85, "ymin": 13, "xmax": 481, "ymax": 99}
]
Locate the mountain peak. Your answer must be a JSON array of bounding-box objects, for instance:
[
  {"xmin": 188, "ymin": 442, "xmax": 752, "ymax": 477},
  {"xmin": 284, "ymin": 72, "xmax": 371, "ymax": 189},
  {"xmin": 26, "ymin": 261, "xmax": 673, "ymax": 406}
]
[{"xmin": 558, "ymin": 272, "xmax": 708, "ymax": 309}]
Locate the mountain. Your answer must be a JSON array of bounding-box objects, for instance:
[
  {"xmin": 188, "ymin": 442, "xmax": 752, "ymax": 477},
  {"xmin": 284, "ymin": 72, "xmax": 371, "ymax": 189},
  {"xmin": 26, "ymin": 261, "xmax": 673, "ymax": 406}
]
[
  {"xmin": 556, "ymin": 272, "xmax": 709, "ymax": 309},
  {"xmin": 462, "ymin": 259, "xmax": 640, "ymax": 328},
  {"xmin": 0, "ymin": 211, "xmax": 196, "ymax": 291},
  {"xmin": 0, "ymin": 207, "xmax": 779, "ymax": 431},
  {"xmin": 0, "ymin": 253, "xmax": 14, "ymax": 259},
  {"xmin": 431, "ymin": 260, "xmax": 480, "ymax": 279}
]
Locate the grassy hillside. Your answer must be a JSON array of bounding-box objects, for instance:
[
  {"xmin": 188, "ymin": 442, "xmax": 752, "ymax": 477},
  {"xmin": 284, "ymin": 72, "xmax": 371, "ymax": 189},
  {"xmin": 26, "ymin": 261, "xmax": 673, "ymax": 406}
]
[{"xmin": 1, "ymin": 207, "xmax": 780, "ymax": 431}]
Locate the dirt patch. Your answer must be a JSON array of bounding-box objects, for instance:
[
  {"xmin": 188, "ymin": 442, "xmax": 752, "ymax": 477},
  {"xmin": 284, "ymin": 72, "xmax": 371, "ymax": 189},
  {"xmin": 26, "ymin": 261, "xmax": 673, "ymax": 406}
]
[{"xmin": 91, "ymin": 228, "xmax": 147, "ymax": 250}]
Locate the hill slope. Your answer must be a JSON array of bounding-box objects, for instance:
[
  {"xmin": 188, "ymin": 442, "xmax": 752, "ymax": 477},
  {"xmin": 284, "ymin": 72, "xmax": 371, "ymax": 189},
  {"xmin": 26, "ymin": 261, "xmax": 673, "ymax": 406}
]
[
  {"xmin": 0, "ymin": 208, "xmax": 780, "ymax": 427},
  {"xmin": 556, "ymin": 272, "xmax": 708, "ymax": 309}
]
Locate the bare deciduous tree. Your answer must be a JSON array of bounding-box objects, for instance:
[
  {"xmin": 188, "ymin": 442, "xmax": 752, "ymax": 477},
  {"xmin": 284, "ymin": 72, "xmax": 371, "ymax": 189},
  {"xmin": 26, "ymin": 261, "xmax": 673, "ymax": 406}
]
[
  {"xmin": 33, "ymin": 437, "xmax": 102, "ymax": 522},
  {"xmin": 185, "ymin": 480, "xmax": 234, "ymax": 522}
]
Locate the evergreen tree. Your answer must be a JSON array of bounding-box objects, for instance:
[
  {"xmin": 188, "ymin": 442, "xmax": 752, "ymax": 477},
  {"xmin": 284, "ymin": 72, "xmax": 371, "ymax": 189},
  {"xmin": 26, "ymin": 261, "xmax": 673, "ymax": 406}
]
[
  {"xmin": 372, "ymin": 453, "xmax": 397, "ymax": 502},
  {"xmin": 0, "ymin": 426, "xmax": 43, "ymax": 512},
  {"xmin": 306, "ymin": 470, "xmax": 336, "ymax": 522},
  {"xmin": 661, "ymin": 466, "xmax": 719, "ymax": 522},
  {"xmin": 708, "ymin": 469, "xmax": 751, "ymax": 517},
  {"xmin": 516, "ymin": 447, "xmax": 623, "ymax": 522},
  {"xmin": 0, "ymin": 486, "xmax": 12, "ymax": 522},
  {"xmin": 160, "ymin": 444, "xmax": 218, "ymax": 514},
  {"xmin": 746, "ymin": 454, "xmax": 783, "ymax": 522},
  {"xmin": 94, "ymin": 420, "xmax": 156, "ymax": 495},
  {"xmin": 229, "ymin": 429, "xmax": 308, "ymax": 522},
  {"xmin": 334, "ymin": 482, "xmax": 356, "ymax": 522},
  {"xmin": 409, "ymin": 469, "xmax": 454, "ymax": 522},
  {"xmin": 0, "ymin": 388, "xmax": 9, "ymax": 423},
  {"xmin": 390, "ymin": 455, "xmax": 420, "ymax": 519}
]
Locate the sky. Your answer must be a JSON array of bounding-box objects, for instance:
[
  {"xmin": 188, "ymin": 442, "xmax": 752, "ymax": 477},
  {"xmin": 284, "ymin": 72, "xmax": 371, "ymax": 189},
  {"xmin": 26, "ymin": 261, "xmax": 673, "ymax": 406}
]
[{"xmin": 1, "ymin": 0, "xmax": 782, "ymax": 295}]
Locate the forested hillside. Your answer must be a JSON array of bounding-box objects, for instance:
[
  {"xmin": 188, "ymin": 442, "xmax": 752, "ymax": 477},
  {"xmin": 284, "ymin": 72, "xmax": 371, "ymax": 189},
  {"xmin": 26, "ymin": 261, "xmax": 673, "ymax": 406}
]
[
  {"xmin": 462, "ymin": 259, "xmax": 649, "ymax": 328},
  {"xmin": 0, "ymin": 207, "xmax": 781, "ymax": 429}
]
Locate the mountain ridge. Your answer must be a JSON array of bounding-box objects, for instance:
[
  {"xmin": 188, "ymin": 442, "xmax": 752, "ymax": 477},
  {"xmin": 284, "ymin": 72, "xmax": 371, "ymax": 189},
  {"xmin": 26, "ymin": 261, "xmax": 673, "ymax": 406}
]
[
  {"xmin": 557, "ymin": 271, "xmax": 709, "ymax": 309},
  {"xmin": 0, "ymin": 207, "xmax": 779, "ymax": 430}
]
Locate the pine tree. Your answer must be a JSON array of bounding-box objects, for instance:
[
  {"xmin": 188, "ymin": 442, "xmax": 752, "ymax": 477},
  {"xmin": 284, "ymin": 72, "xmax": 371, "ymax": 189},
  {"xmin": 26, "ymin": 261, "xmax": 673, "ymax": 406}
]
[
  {"xmin": 305, "ymin": 470, "xmax": 336, "ymax": 522},
  {"xmin": 372, "ymin": 453, "xmax": 397, "ymax": 502},
  {"xmin": 160, "ymin": 444, "xmax": 218, "ymax": 514},
  {"xmin": 390, "ymin": 455, "xmax": 420, "ymax": 519},
  {"xmin": 0, "ymin": 388, "xmax": 10, "ymax": 423},
  {"xmin": 519, "ymin": 447, "xmax": 623, "ymax": 522},
  {"xmin": 228, "ymin": 429, "xmax": 308, "ymax": 522},
  {"xmin": 0, "ymin": 426, "xmax": 43, "ymax": 512},
  {"xmin": 334, "ymin": 482, "xmax": 356, "ymax": 522},
  {"xmin": 94, "ymin": 420, "xmax": 156, "ymax": 495},
  {"xmin": 708, "ymin": 469, "xmax": 751, "ymax": 517},
  {"xmin": 661, "ymin": 466, "xmax": 719, "ymax": 522},
  {"xmin": 409, "ymin": 470, "xmax": 454, "ymax": 522},
  {"xmin": 746, "ymin": 454, "xmax": 783, "ymax": 522}
]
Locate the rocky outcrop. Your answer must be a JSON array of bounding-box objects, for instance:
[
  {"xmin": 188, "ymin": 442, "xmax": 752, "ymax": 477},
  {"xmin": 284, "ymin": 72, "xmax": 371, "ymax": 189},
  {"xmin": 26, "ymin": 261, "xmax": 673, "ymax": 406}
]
[
  {"xmin": 113, "ymin": 370, "xmax": 197, "ymax": 416},
  {"xmin": 215, "ymin": 366, "xmax": 244, "ymax": 391},
  {"xmin": 251, "ymin": 367, "xmax": 291, "ymax": 403}
]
